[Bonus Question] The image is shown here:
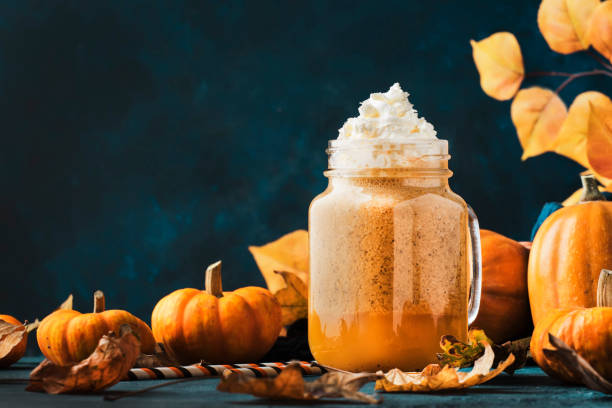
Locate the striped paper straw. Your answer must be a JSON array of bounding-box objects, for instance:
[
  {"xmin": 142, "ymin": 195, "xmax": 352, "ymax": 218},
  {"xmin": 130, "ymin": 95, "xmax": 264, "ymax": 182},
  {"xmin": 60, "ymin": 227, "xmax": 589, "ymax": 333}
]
[{"xmin": 126, "ymin": 361, "xmax": 324, "ymax": 381}]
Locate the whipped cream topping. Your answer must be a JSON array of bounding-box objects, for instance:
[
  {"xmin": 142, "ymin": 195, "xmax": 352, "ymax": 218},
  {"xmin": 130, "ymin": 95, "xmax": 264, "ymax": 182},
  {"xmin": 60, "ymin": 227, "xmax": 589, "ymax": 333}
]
[
  {"xmin": 338, "ymin": 83, "xmax": 437, "ymax": 141},
  {"xmin": 329, "ymin": 83, "xmax": 446, "ymax": 169}
]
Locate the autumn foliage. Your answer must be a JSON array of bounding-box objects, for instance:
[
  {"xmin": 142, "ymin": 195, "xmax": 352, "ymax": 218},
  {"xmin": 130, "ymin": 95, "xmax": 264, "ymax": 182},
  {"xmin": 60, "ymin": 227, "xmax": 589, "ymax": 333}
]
[{"xmin": 471, "ymin": 0, "xmax": 612, "ymax": 195}]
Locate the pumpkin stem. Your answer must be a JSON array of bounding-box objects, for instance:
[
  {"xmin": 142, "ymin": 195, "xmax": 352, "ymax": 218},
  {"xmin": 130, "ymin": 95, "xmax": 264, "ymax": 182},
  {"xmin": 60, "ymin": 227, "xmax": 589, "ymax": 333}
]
[
  {"xmin": 598, "ymin": 269, "xmax": 612, "ymax": 307},
  {"xmin": 579, "ymin": 174, "xmax": 606, "ymax": 203},
  {"xmin": 205, "ymin": 261, "xmax": 223, "ymax": 297},
  {"xmin": 93, "ymin": 290, "xmax": 106, "ymax": 313}
]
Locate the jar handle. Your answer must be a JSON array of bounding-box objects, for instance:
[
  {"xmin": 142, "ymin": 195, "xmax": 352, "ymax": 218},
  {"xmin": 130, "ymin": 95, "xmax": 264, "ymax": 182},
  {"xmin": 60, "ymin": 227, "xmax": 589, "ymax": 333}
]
[{"xmin": 467, "ymin": 205, "xmax": 482, "ymax": 325}]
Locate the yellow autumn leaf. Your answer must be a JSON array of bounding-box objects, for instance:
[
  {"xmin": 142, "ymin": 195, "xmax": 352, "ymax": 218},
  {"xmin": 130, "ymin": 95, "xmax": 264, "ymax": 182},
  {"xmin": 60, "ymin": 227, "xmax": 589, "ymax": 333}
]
[
  {"xmin": 588, "ymin": 1, "xmax": 612, "ymax": 63},
  {"xmin": 552, "ymin": 91, "xmax": 610, "ymax": 168},
  {"xmin": 470, "ymin": 32, "xmax": 524, "ymax": 101},
  {"xmin": 511, "ymin": 87, "xmax": 568, "ymax": 160},
  {"xmin": 273, "ymin": 271, "xmax": 308, "ymax": 326},
  {"xmin": 249, "ymin": 230, "xmax": 309, "ymax": 294},
  {"xmin": 537, "ymin": 0, "xmax": 600, "ymax": 54},
  {"xmin": 587, "ymin": 100, "xmax": 612, "ymax": 178}
]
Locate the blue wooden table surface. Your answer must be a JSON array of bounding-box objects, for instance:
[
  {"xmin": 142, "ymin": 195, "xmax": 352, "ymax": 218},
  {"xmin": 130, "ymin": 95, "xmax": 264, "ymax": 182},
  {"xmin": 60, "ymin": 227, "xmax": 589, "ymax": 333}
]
[{"xmin": 2, "ymin": 358, "xmax": 611, "ymax": 407}]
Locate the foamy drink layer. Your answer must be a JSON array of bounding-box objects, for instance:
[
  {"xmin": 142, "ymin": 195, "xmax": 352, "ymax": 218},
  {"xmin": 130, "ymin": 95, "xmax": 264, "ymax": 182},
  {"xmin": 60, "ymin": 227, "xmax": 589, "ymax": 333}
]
[{"xmin": 331, "ymin": 83, "xmax": 444, "ymax": 169}]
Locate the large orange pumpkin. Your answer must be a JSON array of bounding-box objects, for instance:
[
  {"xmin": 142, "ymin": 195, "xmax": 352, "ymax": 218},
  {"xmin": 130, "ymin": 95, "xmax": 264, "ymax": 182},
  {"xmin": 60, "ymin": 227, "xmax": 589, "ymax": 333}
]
[
  {"xmin": 37, "ymin": 291, "xmax": 155, "ymax": 366},
  {"xmin": 471, "ymin": 230, "xmax": 531, "ymax": 343},
  {"xmin": 0, "ymin": 315, "xmax": 28, "ymax": 367},
  {"xmin": 151, "ymin": 261, "xmax": 282, "ymax": 365},
  {"xmin": 528, "ymin": 175, "xmax": 612, "ymax": 325}
]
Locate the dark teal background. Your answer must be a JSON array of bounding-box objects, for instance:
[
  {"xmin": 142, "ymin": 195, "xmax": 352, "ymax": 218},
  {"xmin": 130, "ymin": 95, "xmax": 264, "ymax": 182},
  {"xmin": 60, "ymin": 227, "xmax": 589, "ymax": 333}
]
[{"xmin": 2, "ymin": 1, "xmax": 611, "ymax": 341}]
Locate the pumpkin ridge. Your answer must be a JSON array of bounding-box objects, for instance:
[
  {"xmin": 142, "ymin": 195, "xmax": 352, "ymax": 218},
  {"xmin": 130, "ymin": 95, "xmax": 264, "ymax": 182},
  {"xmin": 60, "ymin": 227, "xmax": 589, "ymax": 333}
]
[
  {"xmin": 211, "ymin": 292, "xmax": 226, "ymax": 361},
  {"xmin": 46, "ymin": 310, "xmax": 78, "ymax": 366},
  {"xmin": 182, "ymin": 291, "xmax": 223, "ymax": 364},
  {"xmin": 169, "ymin": 290, "xmax": 199, "ymax": 363},
  {"xmin": 234, "ymin": 290, "xmax": 264, "ymax": 346}
]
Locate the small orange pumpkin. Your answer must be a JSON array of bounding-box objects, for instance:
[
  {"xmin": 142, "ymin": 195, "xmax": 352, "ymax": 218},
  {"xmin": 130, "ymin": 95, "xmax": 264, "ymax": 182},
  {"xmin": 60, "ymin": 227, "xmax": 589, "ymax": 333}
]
[
  {"xmin": 471, "ymin": 230, "xmax": 531, "ymax": 343},
  {"xmin": 37, "ymin": 291, "xmax": 155, "ymax": 366},
  {"xmin": 528, "ymin": 175, "xmax": 612, "ymax": 325},
  {"xmin": 0, "ymin": 315, "xmax": 28, "ymax": 367},
  {"xmin": 151, "ymin": 261, "xmax": 282, "ymax": 365},
  {"xmin": 531, "ymin": 270, "xmax": 612, "ymax": 383}
]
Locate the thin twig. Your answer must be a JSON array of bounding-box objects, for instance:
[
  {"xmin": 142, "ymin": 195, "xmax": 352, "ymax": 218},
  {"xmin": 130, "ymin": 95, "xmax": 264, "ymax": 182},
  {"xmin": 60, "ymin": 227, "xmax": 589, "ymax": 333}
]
[
  {"xmin": 555, "ymin": 69, "xmax": 612, "ymax": 93},
  {"xmin": 587, "ymin": 50, "xmax": 612, "ymax": 72},
  {"xmin": 526, "ymin": 71, "xmax": 573, "ymax": 77},
  {"xmin": 103, "ymin": 376, "xmax": 208, "ymax": 402}
]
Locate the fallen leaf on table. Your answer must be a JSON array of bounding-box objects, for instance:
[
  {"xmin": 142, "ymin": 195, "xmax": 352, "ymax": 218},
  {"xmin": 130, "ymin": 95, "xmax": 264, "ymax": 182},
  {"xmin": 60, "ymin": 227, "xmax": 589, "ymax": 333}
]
[
  {"xmin": 470, "ymin": 32, "xmax": 524, "ymax": 101},
  {"xmin": 437, "ymin": 329, "xmax": 528, "ymax": 375},
  {"xmin": 273, "ymin": 271, "xmax": 308, "ymax": 326},
  {"xmin": 588, "ymin": 1, "xmax": 612, "ymax": 63},
  {"xmin": 27, "ymin": 324, "xmax": 140, "ymax": 394},
  {"xmin": 376, "ymin": 344, "xmax": 515, "ymax": 392},
  {"xmin": 249, "ymin": 230, "xmax": 309, "ymax": 294},
  {"xmin": 511, "ymin": 87, "xmax": 567, "ymax": 161},
  {"xmin": 218, "ymin": 361, "xmax": 382, "ymax": 404},
  {"xmin": 537, "ymin": 0, "xmax": 599, "ymax": 54},
  {"xmin": 543, "ymin": 334, "xmax": 612, "ymax": 394},
  {"xmin": 0, "ymin": 319, "xmax": 39, "ymax": 367},
  {"xmin": 134, "ymin": 342, "xmax": 179, "ymax": 368},
  {"xmin": 437, "ymin": 329, "xmax": 492, "ymax": 368}
]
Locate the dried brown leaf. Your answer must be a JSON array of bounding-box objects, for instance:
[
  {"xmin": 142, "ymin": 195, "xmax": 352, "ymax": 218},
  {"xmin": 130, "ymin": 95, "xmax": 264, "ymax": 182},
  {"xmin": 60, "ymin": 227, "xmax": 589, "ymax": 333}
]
[
  {"xmin": 0, "ymin": 320, "xmax": 26, "ymax": 363},
  {"xmin": 376, "ymin": 344, "xmax": 515, "ymax": 392},
  {"xmin": 218, "ymin": 362, "xmax": 381, "ymax": 404},
  {"xmin": 27, "ymin": 325, "xmax": 140, "ymax": 394},
  {"xmin": 543, "ymin": 334, "xmax": 612, "ymax": 394},
  {"xmin": 134, "ymin": 343, "xmax": 179, "ymax": 368},
  {"xmin": 273, "ymin": 270, "xmax": 308, "ymax": 326},
  {"xmin": 493, "ymin": 337, "xmax": 531, "ymax": 375}
]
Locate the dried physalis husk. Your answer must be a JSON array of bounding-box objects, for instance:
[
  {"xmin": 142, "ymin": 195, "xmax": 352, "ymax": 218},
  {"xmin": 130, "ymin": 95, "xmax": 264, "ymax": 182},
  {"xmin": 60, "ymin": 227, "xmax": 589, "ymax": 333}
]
[
  {"xmin": 27, "ymin": 324, "xmax": 140, "ymax": 394},
  {"xmin": 376, "ymin": 344, "xmax": 515, "ymax": 392},
  {"xmin": 0, "ymin": 319, "xmax": 39, "ymax": 367}
]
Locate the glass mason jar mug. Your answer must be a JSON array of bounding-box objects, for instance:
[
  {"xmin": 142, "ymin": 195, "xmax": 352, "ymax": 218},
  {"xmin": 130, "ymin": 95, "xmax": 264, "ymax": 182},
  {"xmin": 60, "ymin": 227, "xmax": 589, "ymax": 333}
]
[{"xmin": 308, "ymin": 138, "xmax": 481, "ymax": 372}]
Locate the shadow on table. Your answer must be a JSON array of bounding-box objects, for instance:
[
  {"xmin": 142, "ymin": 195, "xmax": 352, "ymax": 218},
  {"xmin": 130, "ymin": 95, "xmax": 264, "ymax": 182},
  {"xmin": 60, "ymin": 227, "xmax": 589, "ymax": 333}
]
[{"xmin": 233, "ymin": 400, "xmax": 374, "ymax": 405}]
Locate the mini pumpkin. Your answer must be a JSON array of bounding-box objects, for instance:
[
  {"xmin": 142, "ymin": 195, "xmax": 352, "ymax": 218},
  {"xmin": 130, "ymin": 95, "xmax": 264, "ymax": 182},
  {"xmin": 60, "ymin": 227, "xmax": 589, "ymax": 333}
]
[
  {"xmin": 531, "ymin": 270, "xmax": 612, "ymax": 383},
  {"xmin": 37, "ymin": 291, "xmax": 155, "ymax": 366},
  {"xmin": 528, "ymin": 174, "xmax": 612, "ymax": 325},
  {"xmin": 0, "ymin": 315, "xmax": 28, "ymax": 367},
  {"xmin": 471, "ymin": 230, "xmax": 532, "ymax": 343},
  {"xmin": 151, "ymin": 261, "xmax": 282, "ymax": 365}
]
